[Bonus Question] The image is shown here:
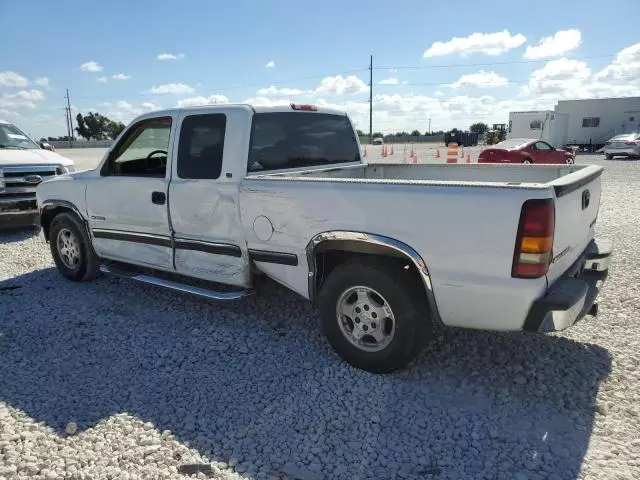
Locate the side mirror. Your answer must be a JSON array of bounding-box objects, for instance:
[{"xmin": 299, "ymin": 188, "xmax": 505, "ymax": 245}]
[{"xmin": 40, "ymin": 141, "xmax": 55, "ymax": 152}]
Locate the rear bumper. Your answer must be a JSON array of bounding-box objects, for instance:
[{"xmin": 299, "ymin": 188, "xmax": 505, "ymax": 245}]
[
  {"xmin": 523, "ymin": 238, "xmax": 612, "ymax": 333},
  {"xmin": 0, "ymin": 195, "xmax": 39, "ymax": 228}
]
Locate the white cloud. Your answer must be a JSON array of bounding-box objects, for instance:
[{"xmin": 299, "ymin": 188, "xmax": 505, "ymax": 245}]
[
  {"xmin": 523, "ymin": 29, "xmax": 581, "ymax": 59},
  {"xmin": 517, "ymin": 44, "xmax": 640, "ymax": 101},
  {"xmin": 315, "ymin": 75, "xmax": 368, "ymax": 95},
  {"xmin": 241, "ymin": 96, "xmax": 292, "ymax": 108},
  {"xmin": 176, "ymin": 95, "xmax": 229, "ymax": 107},
  {"xmin": 594, "ymin": 42, "xmax": 640, "ymax": 82},
  {"xmin": 434, "ymin": 91, "xmax": 444, "ymax": 97},
  {"xmin": 521, "ymin": 58, "xmax": 591, "ymax": 98},
  {"xmin": 148, "ymin": 83, "xmax": 195, "ymax": 94},
  {"xmin": 0, "ymin": 89, "xmax": 45, "ymax": 109},
  {"xmin": 0, "ymin": 71, "xmax": 29, "ymax": 88},
  {"xmin": 98, "ymin": 100, "xmax": 160, "ymax": 123},
  {"xmin": 423, "ymin": 30, "xmax": 526, "ymax": 57},
  {"xmin": 97, "ymin": 76, "xmax": 108, "ymax": 83},
  {"xmin": 157, "ymin": 53, "xmax": 185, "ymax": 60},
  {"xmin": 34, "ymin": 77, "xmax": 49, "ymax": 87},
  {"xmin": 265, "ymin": 60, "xmax": 276, "ymax": 68},
  {"xmin": 80, "ymin": 61, "xmax": 103, "ymax": 72},
  {"xmin": 379, "ymin": 77, "xmax": 400, "ymax": 85},
  {"xmin": 449, "ymin": 70, "xmax": 508, "ymax": 89},
  {"xmin": 0, "ymin": 108, "xmax": 20, "ymax": 118},
  {"xmin": 257, "ymin": 86, "xmax": 309, "ymax": 96},
  {"xmin": 111, "ymin": 73, "xmax": 131, "ymax": 81}
]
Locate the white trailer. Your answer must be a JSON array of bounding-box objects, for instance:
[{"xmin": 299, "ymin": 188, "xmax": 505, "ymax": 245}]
[
  {"xmin": 507, "ymin": 111, "xmax": 569, "ymax": 148},
  {"xmin": 509, "ymin": 97, "xmax": 640, "ymax": 150},
  {"xmin": 557, "ymin": 97, "xmax": 640, "ymax": 148}
]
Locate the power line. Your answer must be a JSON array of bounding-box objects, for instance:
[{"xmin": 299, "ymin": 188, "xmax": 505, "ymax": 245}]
[
  {"xmin": 68, "ymin": 52, "xmax": 636, "ymax": 103},
  {"xmin": 382, "ymin": 72, "xmax": 638, "ymax": 88},
  {"xmin": 374, "ymin": 53, "xmax": 634, "ymax": 71},
  {"xmin": 71, "ymin": 68, "xmax": 370, "ymax": 101}
]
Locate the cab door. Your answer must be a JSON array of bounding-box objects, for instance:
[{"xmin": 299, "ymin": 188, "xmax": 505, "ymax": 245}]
[
  {"xmin": 168, "ymin": 107, "xmax": 250, "ymax": 287},
  {"xmin": 85, "ymin": 115, "xmax": 175, "ymax": 270}
]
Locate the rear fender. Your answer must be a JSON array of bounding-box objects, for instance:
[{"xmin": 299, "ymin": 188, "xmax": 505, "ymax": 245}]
[{"xmin": 306, "ymin": 231, "xmax": 441, "ymax": 323}]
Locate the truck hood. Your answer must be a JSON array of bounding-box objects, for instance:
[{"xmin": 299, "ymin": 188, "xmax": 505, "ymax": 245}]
[{"xmin": 0, "ymin": 149, "xmax": 74, "ymax": 167}]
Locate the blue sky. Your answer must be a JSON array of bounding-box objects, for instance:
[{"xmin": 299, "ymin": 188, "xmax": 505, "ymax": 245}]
[{"xmin": 2, "ymin": 0, "xmax": 639, "ymax": 139}]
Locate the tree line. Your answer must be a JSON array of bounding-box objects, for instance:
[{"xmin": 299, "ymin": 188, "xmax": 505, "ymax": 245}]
[{"xmin": 357, "ymin": 123, "xmax": 490, "ymax": 138}]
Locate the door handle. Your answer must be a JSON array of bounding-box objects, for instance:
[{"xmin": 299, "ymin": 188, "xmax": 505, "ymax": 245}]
[{"xmin": 151, "ymin": 191, "xmax": 166, "ymax": 205}]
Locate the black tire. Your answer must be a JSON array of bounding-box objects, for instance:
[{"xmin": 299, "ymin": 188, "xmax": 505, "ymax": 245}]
[
  {"xmin": 317, "ymin": 259, "xmax": 432, "ymax": 373},
  {"xmin": 49, "ymin": 212, "xmax": 101, "ymax": 282},
  {"xmin": 523, "ymin": 157, "xmax": 533, "ymax": 164},
  {"xmin": 605, "ymin": 154, "xmax": 613, "ymax": 160}
]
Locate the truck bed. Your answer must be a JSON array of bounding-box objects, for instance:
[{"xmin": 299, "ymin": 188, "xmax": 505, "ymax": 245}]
[
  {"xmin": 249, "ymin": 162, "xmax": 600, "ymax": 193},
  {"xmin": 242, "ymin": 162, "xmax": 603, "ymax": 332}
]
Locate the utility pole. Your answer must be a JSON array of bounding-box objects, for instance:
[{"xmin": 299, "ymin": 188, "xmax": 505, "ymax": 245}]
[
  {"xmin": 65, "ymin": 89, "xmax": 73, "ymax": 148},
  {"xmin": 369, "ymin": 55, "xmax": 373, "ymax": 144},
  {"xmin": 428, "ymin": 118, "xmax": 432, "ymax": 135}
]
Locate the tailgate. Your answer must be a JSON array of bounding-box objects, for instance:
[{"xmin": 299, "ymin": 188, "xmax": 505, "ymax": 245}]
[{"xmin": 546, "ymin": 165, "xmax": 603, "ymax": 284}]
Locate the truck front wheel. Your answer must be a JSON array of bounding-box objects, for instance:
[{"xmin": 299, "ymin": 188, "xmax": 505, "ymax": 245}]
[
  {"xmin": 318, "ymin": 259, "xmax": 430, "ymax": 373},
  {"xmin": 49, "ymin": 212, "xmax": 101, "ymax": 282}
]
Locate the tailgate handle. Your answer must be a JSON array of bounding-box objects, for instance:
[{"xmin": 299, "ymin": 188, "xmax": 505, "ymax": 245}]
[{"xmin": 582, "ymin": 190, "xmax": 590, "ymax": 210}]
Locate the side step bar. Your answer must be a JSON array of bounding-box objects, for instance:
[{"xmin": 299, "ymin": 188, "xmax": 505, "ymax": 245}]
[{"xmin": 100, "ymin": 264, "xmax": 252, "ymax": 301}]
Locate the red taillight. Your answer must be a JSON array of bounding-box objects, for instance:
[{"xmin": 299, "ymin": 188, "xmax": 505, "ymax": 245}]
[
  {"xmin": 512, "ymin": 199, "xmax": 555, "ymax": 278},
  {"xmin": 291, "ymin": 103, "xmax": 317, "ymax": 111},
  {"xmin": 625, "ymin": 140, "xmax": 640, "ymax": 145}
]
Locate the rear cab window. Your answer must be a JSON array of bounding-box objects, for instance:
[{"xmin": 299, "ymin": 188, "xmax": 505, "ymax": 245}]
[
  {"xmin": 248, "ymin": 112, "xmax": 360, "ymax": 173},
  {"xmin": 177, "ymin": 114, "xmax": 227, "ymax": 180}
]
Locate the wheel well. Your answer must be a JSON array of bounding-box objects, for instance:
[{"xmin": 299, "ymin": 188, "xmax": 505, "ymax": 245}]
[
  {"xmin": 40, "ymin": 206, "xmax": 75, "ymax": 242},
  {"xmin": 313, "ymin": 244, "xmax": 430, "ymax": 312}
]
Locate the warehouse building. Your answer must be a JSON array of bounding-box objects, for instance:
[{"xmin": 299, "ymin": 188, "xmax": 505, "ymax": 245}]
[{"xmin": 507, "ymin": 96, "xmax": 640, "ymax": 149}]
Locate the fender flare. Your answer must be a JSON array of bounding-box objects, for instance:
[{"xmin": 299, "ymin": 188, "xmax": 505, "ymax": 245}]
[
  {"xmin": 305, "ymin": 231, "xmax": 441, "ymax": 324},
  {"xmin": 39, "ymin": 199, "xmax": 88, "ymax": 242}
]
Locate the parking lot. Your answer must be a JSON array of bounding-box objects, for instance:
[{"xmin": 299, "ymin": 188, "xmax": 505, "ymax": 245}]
[{"xmin": 1, "ymin": 154, "xmax": 639, "ymax": 479}]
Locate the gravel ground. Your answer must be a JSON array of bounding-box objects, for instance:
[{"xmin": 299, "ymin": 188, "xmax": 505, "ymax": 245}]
[{"xmin": 1, "ymin": 156, "xmax": 639, "ymax": 480}]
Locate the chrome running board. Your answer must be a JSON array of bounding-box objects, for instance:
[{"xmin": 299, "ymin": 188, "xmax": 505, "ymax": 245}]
[{"xmin": 100, "ymin": 264, "xmax": 252, "ymax": 301}]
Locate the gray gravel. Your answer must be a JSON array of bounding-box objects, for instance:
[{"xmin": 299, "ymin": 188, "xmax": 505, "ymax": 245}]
[{"xmin": 1, "ymin": 155, "xmax": 639, "ymax": 480}]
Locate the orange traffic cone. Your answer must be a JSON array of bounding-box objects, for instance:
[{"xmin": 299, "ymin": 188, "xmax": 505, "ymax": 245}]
[
  {"xmin": 435, "ymin": 148, "xmax": 440, "ymax": 158},
  {"xmin": 465, "ymin": 153, "xmax": 471, "ymax": 163}
]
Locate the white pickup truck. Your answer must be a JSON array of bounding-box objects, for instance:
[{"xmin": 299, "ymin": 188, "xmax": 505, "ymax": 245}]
[
  {"xmin": 0, "ymin": 120, "xmax": 75, "ymax": 228},
  {"xmin": 36, "ymin": 104, "xmax": 612, "ymax": 373}
]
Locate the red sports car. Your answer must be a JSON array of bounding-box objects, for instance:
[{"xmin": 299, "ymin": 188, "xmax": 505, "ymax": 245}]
[{"xmin": 478, "ymin": 138, "xmax": 575, "ymax": 165}]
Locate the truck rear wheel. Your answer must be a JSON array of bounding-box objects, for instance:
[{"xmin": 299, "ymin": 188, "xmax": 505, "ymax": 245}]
[
  {"xmin": 49, "ymin": 212, "xmax": 101, "ymax": 282},
  {"xmin": 317, "ymin": 259, "xmax": 431, "ymax": 373}
]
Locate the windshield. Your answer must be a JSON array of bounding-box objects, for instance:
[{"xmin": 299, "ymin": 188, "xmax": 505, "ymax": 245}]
[
  {"xmin": 496, "ymin": 139, "xmax": 532, "ymax": 149},
  {"xmin": 0, "ymin": 123, "xmax": 39, "ymax": 149}
]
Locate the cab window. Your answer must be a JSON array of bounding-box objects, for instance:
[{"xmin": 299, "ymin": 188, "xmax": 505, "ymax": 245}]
[
  {"xmin": 248, "ymin": 113, "xmax": 360, "ymax": 172},
  {"xmin": 102, "ymin": 117, "xmax": 172, "ymax": 177},
  {"xmin": 177, "ymin": 114, "xmax": 226, "ymax": 180}
]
